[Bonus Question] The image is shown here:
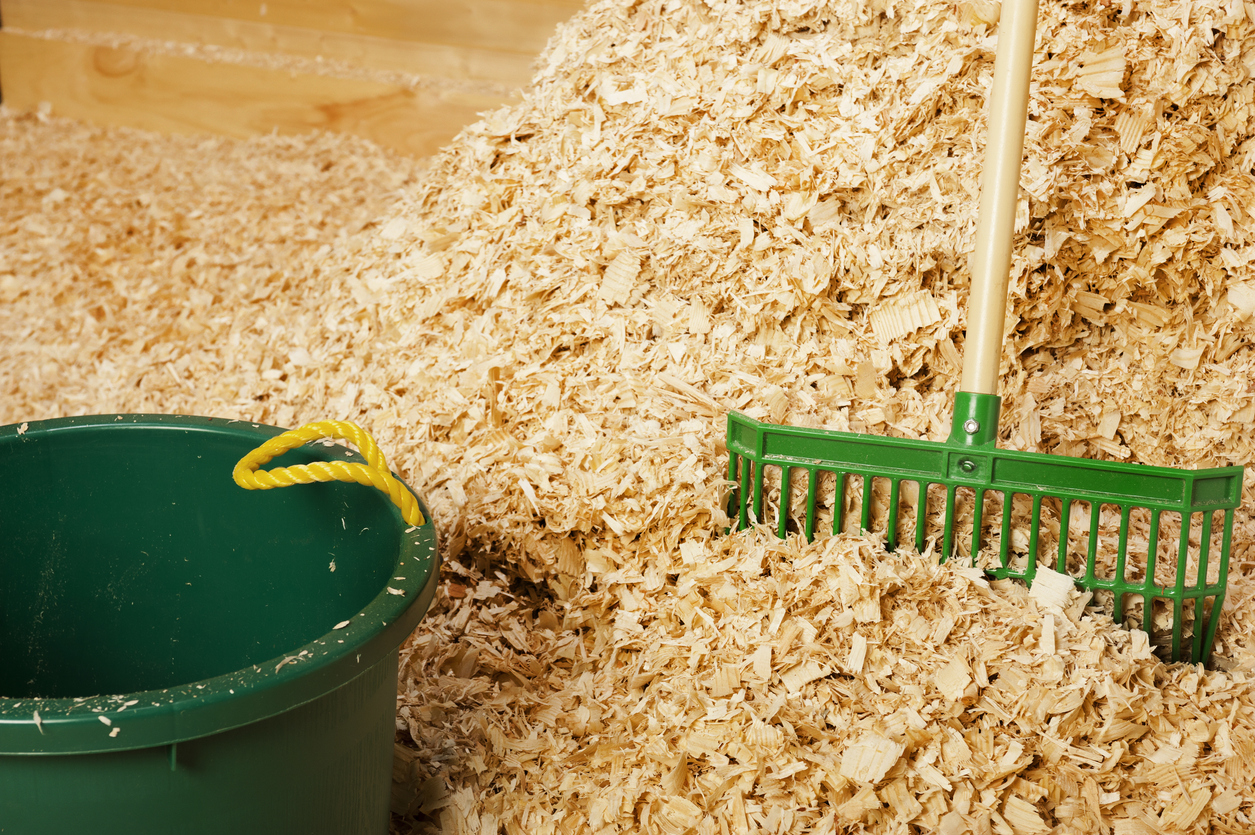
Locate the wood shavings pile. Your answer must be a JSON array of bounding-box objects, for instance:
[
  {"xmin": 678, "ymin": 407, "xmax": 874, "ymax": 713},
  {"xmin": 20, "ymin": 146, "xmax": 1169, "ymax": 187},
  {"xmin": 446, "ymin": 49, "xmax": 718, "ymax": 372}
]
[
  {"xmin": 5, "ymin": 0, "xmax": 1255, "ymax": 830},
  {"xmin": 372, "ymin": 0, "xmax": 1255, "ymax": 648},
  {"xmin": 0, "ymin": 110, "xmax": 426, "ymax": 428},
  {"xmin": 399, "ymin": 531, "xmax": 1255, "ymax": 834}
]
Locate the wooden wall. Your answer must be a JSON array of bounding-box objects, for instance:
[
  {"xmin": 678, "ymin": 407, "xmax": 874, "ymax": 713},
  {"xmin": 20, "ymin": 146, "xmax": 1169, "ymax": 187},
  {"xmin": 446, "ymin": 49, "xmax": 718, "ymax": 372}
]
[{"xmin": 0, "ymin": 0, "xmax": 583, "ymax": 157}]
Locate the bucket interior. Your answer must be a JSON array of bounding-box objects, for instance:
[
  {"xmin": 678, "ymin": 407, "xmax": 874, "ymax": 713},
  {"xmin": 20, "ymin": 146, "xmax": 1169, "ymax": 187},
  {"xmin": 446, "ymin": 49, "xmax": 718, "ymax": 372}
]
[{"xmin": 0, "ymin": 419, "xmax": 400, "ymax": 700}]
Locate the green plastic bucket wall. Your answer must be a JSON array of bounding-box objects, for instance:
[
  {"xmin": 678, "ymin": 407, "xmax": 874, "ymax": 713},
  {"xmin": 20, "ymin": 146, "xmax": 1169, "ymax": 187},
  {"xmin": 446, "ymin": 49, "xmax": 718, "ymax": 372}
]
[{"xmin": 0, "ymin": 415, "xmax": 439, "ymax": 835}]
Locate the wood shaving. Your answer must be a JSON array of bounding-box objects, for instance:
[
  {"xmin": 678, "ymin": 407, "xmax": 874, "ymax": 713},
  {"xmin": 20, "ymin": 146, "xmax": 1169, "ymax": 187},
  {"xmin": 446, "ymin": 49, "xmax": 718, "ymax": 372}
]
[
  {"xmin": 5, "ymin": 0, "xmax": 1255, "ymax": 831},
  {"xmin": 869, "ymin": 291, "xmax": 943, "ymax": 344}
]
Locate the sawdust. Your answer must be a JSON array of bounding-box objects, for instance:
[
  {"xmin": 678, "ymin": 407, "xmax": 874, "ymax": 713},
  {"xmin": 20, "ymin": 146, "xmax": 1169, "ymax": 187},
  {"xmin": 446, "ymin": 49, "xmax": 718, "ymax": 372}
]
[{"xmin": 4, "ymin": 0, "xmax": 1255, "ymax": 830}]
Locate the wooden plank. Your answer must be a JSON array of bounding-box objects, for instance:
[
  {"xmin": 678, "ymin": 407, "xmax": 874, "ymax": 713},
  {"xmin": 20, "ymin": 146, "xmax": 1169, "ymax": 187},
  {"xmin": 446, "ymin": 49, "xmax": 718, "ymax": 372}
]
[
  {"xmin": 0, "ymin": 32, "xmax": 509, "ymax": 157},
  {"xmin": 11, "ymin": 0, "xmax": 584, "ymax": 55},
  {"xmin": 1, "ymin": 0, "xmax": 560, "ymax": 85}
]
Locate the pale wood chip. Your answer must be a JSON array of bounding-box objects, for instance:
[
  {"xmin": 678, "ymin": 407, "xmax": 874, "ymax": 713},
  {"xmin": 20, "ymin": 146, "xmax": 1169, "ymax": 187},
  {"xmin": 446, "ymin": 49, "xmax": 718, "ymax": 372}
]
[{"xmin": 840, "ymin": 733, "xmax": 904, "ymax": 784}]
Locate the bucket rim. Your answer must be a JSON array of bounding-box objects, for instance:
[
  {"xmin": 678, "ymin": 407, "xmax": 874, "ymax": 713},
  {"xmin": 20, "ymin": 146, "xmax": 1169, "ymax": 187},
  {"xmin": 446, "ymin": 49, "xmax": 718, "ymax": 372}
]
[{"xmin": 0, "ymin": 414, "xmax": 440, "ymax": 755}]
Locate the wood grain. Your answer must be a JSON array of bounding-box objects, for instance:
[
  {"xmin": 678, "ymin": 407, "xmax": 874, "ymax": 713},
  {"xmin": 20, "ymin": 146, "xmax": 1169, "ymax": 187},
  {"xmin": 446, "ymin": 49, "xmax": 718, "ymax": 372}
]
[
  {"xmin": 1, "ymin": 0, "xmax": 572, "ymax": 85},
  {"xmin": 8, "ymin": 0, "xmax": 584, "ymax": 55},
  {"xmin": 0, "ymin": 32, "xmax": 510, "ymax": 157}
]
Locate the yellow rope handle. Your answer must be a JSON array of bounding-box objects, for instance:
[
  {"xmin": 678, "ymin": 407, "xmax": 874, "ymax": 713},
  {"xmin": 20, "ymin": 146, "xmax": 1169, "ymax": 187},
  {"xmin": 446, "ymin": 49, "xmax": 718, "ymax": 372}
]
[{"xmin": 233, "ymin": 420, "xmax": 425, "ymax": 527}]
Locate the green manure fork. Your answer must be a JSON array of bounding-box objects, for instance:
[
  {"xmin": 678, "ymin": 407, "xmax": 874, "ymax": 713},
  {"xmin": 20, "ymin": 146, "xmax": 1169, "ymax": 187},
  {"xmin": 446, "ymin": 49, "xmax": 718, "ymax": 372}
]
[{"xmin": 724, "ymin": 0, "xmax": 1244, "ymax": 664}]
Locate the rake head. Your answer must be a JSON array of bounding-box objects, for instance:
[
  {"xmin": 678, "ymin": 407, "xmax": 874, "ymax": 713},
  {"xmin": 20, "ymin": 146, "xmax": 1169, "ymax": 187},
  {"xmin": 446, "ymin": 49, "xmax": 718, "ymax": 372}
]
[{"xmin": 725, "ymin": 393, "xmax": 1244, "ymax": 665}]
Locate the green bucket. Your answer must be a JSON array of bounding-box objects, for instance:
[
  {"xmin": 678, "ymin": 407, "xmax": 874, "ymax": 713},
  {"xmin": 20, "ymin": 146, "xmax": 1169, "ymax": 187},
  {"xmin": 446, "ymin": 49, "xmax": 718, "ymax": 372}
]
[{"xmin": 0, "ymin": 415, "xmax": 439, "ymax": 834}]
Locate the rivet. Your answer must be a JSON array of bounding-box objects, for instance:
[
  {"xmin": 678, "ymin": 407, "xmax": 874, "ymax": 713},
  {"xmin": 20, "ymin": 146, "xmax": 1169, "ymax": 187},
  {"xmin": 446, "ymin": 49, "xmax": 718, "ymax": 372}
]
[
  {"xmin": 964, "ymin": 419, "xmax": 980, "ymax": 434},
  {"xmin": 960, "ymin": 460, "xmax": 976, "ymax": 473}
]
